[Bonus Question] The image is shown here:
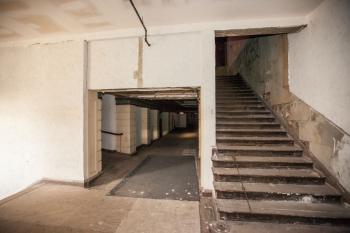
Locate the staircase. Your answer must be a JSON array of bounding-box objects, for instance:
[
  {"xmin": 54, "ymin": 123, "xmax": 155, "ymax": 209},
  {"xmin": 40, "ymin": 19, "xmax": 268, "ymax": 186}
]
[{"xmin": 210, "ymin": 75, "xmax": 350, "ymax": 233}]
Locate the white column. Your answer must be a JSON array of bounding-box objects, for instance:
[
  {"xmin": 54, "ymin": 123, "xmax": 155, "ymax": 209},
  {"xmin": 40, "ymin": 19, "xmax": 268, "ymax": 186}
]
[
  {"xmin": 151, "ymin": 109, "xmax": 159, "ymax": 140},
  {"xmin": 141, "ymin": 107, "xmax": 151, "ymax": 145},
  {"xmin": 161, "ymin": 112, "xmax": 170, "ymax": 135},
  {"xmin": 116, "ymin": 105, "xmax": 136, "ymax": 154},
  {"xmin": 101, "ymin": 94, "xmax": 117, "ymax": 151}
]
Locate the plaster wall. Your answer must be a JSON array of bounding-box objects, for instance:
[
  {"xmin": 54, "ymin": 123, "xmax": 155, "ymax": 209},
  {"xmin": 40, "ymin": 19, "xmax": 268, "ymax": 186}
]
[
  {"xmin": 235, "ymin": 12, "xmax": 350, "ymax": 192},
  {"xmin": 288, "ymin": 0, "xmax": 350, "ymax": 134},
  {"xmin": 0, "ymin": 41, "xmax": 85, "ymax": 200},
  {"xmin": 101, "ymin": 94, "xmax": 117, "ymax": 151}
]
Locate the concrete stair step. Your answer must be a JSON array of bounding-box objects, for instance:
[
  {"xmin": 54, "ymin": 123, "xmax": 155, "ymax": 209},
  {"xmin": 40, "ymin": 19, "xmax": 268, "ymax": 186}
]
[
  {"xmin": 216, "ymin": 199, "xmax": 350, "ymax": 225},
  {"xmin": 217, "ymin": 96, "xmax": 259, "ymax": 100},
  {"xmin": 216, "ymin": 94, "xmax": 256, "ymax": 98},
  {"xmin": 212, "ymin": 155, "xmax": 313, "ymax": 169},
  {"xmin": 216, "ymin": 88, "xmax": 251, "ymax": 91},
  {"xmin": 216, "ymin": 115, "xmax": 275, "ymax": 122},
  {"xmin": 214, "ymin": 182, "xmax": 341, "ymax": 203},
  {"xmin": 216, "ymin": 135, "xmax": 294, "ymax": 145},
  {"xmin": 217, "ymin": 105, "xmax": 266, "ymax": 111},
  {"xmin": 216, "ymin": 110, "xmax": 271, "ymax": 116},
  {"xmin": 216, "ymin": 122, "xmax": 280, "ymax": 129},
  {"xmin": 217, "ymin": 145, "xmax": 303, "ymax": 156},
  {"xmin": 217, "ymin": 128, "xmax": 287, "ymax": 137},
  {"xmin": 213, "ymin": 167, "xmax": 325, "ymax": 184},
  {"xmin": 217, "ymin": 90, "xmax": 254, "ymax": 94},
  {"xmin": 209, "ymin": 220, "xmax": 350, "ymax": 233},
  {"xmin": 217, "ymin": 103, "xmax": 267, "ymax": 108},
  {"xmin": 217, "ymin": 100, "xmax": 262, "ymax": 104}
]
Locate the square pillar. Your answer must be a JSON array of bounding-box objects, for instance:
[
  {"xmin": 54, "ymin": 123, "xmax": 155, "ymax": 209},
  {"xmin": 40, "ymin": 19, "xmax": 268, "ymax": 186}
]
[
  {"xmin": 151, "ymin": 110, "xmax": 159, "ymax": 140},
  {"xmin": 116, "ymin": 105, "xmax": 136, "ymax": 154},
  {"xmin": 141, "ymin": 107, "xmax": 151, "ymax": 145}
]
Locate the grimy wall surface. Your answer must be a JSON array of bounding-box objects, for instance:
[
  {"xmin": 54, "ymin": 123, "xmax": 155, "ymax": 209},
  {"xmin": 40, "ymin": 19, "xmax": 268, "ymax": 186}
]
[
  {"xmin": 0, "ymin": 41, "xmax": 86, "ymax": 200},
  {"xmin": 235, "ymin": 0, "xmax": 350, "ymax": 192}
]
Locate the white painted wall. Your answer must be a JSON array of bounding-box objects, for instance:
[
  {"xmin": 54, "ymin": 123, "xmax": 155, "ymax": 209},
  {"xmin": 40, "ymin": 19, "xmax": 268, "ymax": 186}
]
[
  {"xmin": 0, "ymin": 41, "xmax": 85, "ymax": 200},
  {"xmin": 288, "ymin": 0, "xmax": 350, "ymax": 134},
  {"xmin": 101, "ymin": 94, "xmax": 117, "ymax": 151}
]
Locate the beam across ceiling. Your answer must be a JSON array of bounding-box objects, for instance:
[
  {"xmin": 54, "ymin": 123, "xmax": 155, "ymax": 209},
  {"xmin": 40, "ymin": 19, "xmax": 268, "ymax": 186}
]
[{"xmin": 215, "ymin": 25, "xmax": 307, "ymax": 37}]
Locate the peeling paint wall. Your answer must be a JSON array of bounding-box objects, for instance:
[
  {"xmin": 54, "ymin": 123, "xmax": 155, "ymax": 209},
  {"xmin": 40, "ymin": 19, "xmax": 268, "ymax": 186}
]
[{"xmin": 235, "ymin": 32, "xmax": 350, "ymax": 192}]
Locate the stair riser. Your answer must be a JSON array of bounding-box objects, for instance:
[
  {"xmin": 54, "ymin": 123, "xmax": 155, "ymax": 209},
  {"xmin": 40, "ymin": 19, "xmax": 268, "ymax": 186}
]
[
  {"xmin": 218, "ymin": 212, "xmax": 349, "ymax": 226},
  {"xmin": 216, "ymin": 124, "xmax": 280, "ymax": 129},
  {"xmin": 217, "ymin": 104, "xmax": 267, "ymax": 109},
  {"xmin": 218, "ymin": 150, "xmax": 302, "ymax": 157},
  {"xmin": 217, "ymin": 92, "xmax": 254, "ymax": 95},
  {"xmin": 216, "ymin": 118, "xmax": 276, "ymax": 122},
  {"xmin": 214, "ymin": 175, "xmax": 325, "ymax": 185},
  {"xmin": 215, "ymin": 191, "xmax": 341, "ymax": 203},
  {"xmin": 217, "ymin": 106, "xmax": 266, "ymax": 111},
  {"xmin": 217, "ymin": 101, "xmax": 262, "ymax": 105},
  {"xmin": 217, "ymin": 140, "xmax": 294, "ymax": 146},
  {"xmin": 217, "ymin": 112, "xmax": 271, "ymax": 116},
  {"xmin": 216, "ymin": 85, "xmax": 248, "ymax": 88},
  {"xmin": 216, "ymin": 98, "xmax": 260, "ymax": 102},
  {"xmin": 217, "ymin": 131, "xmax": 287, "ymax": 137},
  {"xmin": 212, "ymin": 161, "xmax": 313, "ymax": 169},
  {"xmin": 216, "ymin": 93, "xmax": 256, "ymax": 97}
]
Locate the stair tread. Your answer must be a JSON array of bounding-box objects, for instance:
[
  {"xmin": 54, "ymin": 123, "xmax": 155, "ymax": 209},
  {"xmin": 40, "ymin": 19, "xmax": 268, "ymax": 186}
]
[
  {"xmin": 217, "ymin": 114, "xmax": 273, "ymax": 117},
  {"xmin": 217, "ymin": 145, "xmax": 302, "ymax": 152},
  {"xmin": 217, "ymin": 128, "xmax": 284, "ymax": 132},
  {"xmin": 212, "ymin": 155, "xmax": 311, "ymax": 164},
  {"xmin": 212, "ymin": 167, "xmax": 323, "ymax": 178},
  {"xmin": 217, "ymin": 136, "xmax": 292, "ymax": 141},
  {"xmin": 216, "ymin": 199, "xmax": 350, "ymax": 219},
  {"xmin": 214, "ymin": 182, "xmax": 340, "ymax": 196},
  {"xmin": 217, "ymin": 108, "xmax": 267, "ymax": 111},
  {"xmin": 210, "ymin": 221, "xmax": 350, "ymax": 233},
  {"xmin": 216, "ymin": 122, "xmax": 279, "ymax": 125}
]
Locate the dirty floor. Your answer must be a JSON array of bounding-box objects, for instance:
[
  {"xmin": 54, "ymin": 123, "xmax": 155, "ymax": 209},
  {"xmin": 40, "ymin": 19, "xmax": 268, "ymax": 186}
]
[{"xmin": 0, "ymin": 129, "xmax": 201, "ymax": 233}]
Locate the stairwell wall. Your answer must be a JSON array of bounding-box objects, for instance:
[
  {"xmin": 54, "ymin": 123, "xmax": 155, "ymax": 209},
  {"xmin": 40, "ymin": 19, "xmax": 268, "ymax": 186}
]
[{"xmin": 234, "ymin": 0, "xmax": 350, "ymax": 192}]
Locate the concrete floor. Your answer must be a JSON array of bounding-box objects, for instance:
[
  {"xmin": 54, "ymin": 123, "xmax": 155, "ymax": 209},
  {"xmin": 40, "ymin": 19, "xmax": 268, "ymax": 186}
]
[{"xmin": 0, "ymin": 129, "xmax": 201, "ymax": 233}]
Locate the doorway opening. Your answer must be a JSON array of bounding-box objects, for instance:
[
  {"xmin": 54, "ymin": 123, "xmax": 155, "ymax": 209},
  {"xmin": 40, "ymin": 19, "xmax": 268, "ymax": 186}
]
[{"xmin": 86, "ymin": 87, "xmax": 200, "ymax": 201}]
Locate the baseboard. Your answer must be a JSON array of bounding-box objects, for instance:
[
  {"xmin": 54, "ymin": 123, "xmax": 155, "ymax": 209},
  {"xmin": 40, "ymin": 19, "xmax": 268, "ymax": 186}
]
[
  {"xmin": 0, "ymin": 178, "xmax": 85, "ymax": 206},
  {"xmin": 41, "ymin": 178, "xmax": 84, "ymax": 187}
]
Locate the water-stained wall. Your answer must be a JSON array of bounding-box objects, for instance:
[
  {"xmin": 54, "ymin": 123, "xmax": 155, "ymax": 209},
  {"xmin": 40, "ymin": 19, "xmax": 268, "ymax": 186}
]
[{"xmin": 235, "ymin": 34, "xmax": 350, "ymax": 193}]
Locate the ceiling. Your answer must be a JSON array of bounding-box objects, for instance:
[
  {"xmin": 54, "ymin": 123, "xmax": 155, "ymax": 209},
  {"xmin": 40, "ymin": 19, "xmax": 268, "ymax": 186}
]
[
  {"xmin": 105, "ymin": 87, "xmax": 198, "ymax": 112},
  {"xmin": 0, "ymin": 0, "xmax": 323, "ymax": 42}
]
